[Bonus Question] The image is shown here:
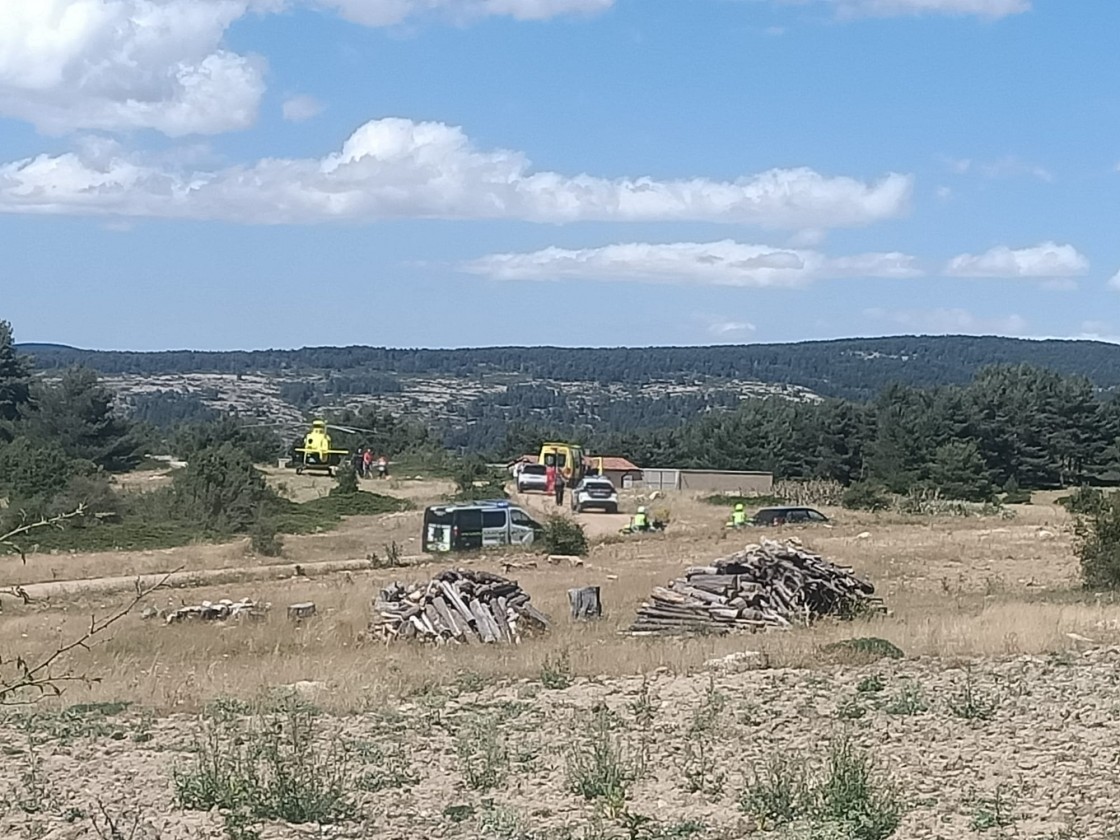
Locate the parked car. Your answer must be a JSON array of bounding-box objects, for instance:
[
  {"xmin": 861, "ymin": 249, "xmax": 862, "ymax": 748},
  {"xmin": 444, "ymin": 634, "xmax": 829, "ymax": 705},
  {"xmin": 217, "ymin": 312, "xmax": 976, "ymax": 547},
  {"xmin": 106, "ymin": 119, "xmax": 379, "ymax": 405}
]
[
  {"xmin": 751, "ymin": 506, "xmax": 829, "ymax": 526},
  {"xmin": 422, "ymin": 500, "xmax": 542, "ymax": 552},
  {"xmin": 570, "ymin": 477, "xmax": 619, "ymax": 514},
  {"xmin": 517, "ymin": 463, "xmax": 549, "ymax": 493}
]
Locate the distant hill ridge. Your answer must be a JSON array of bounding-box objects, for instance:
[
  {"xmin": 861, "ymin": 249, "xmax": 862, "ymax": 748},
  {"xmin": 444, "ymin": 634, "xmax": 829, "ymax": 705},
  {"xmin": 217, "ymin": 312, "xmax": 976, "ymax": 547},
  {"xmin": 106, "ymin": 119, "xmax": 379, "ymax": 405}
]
[{"xmin": 17, "ymin": 335, "xmax": 1120, "ymax": 401}]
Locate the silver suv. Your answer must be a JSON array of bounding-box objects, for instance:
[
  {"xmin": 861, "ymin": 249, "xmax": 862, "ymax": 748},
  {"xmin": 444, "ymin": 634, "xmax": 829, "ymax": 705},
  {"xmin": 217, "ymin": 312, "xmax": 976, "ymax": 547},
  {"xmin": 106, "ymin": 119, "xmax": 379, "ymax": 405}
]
[
  {"xmin": 517, "ymin": 463, "xmax": 549, "ymax": 493},
  {"xmin": 570, "ymin": 477, "xmax": 619, "ymax": 514}
]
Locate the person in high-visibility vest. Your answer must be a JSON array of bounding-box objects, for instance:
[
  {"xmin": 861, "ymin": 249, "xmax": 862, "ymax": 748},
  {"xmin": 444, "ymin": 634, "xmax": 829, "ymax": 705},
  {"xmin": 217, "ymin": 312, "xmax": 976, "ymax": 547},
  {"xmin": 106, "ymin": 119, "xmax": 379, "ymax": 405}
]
[
  {"xmin": 730, "ymin": 502, "xmax": 747, "ymax": 528},
  {"xmin": 631, "ymin": 506, "xmax": 650, "ymax": 531}
]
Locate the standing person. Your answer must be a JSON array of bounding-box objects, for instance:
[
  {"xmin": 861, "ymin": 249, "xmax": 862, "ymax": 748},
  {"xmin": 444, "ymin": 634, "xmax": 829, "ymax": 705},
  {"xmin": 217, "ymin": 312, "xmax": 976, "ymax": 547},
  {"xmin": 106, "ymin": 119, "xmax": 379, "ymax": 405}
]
[
  {"xmin": 377, "ymin": 454, "xmax": 388, "ymax": 480},
  {"xmin": 554, "ymin": 471, "xmax": 566, "ymax": 506},
  {"xmin": 545, "ymin": 463, "xmax": 557, "ymax": 496},
  {"xmin": 362, "ymin": 447, "xmax": 373, "ymax": 479},
  {"xmin": 351, "ymin": 448, "xmax": 364, "ymax": 478}
]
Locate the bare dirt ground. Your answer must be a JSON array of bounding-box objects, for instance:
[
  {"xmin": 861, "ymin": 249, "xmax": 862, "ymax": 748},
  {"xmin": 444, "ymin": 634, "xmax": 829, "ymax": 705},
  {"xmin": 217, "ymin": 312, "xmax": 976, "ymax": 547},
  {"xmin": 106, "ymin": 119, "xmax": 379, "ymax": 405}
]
[{"xmin": 1, "ymin": 485, "xmax": 1117, "ymax": 838}]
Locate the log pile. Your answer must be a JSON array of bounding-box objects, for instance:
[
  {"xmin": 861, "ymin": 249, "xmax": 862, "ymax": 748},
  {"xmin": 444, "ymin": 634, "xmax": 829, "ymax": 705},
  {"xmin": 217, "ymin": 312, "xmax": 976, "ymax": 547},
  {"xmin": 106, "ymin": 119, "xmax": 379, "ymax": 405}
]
[
  {"xmin": 628, "ymin": 538, "xmax": 881, "ymax": 636},
  {"xmin": 143, "ymin": 598, "xmax": 268, "ymax": 624},
  {"xmin": 372, "ymin": 569, "xmax": 550, "ymax": 644}
]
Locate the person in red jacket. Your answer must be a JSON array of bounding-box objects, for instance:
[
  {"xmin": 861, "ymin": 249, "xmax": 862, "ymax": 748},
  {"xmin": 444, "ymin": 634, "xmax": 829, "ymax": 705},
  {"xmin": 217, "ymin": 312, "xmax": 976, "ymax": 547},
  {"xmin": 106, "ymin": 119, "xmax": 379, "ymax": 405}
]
[{"xmin": 545, "ymin": 463, "xmax": 557, "ymax": 495}]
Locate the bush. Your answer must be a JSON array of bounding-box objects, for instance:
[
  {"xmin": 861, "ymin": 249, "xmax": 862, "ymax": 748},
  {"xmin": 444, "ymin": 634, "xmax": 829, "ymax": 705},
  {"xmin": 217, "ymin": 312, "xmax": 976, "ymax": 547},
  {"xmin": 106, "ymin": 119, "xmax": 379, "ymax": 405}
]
[
  {"xmin": 817, "ymin": 736, "xmax": 902, "ymax": 840},
  {"xmin": 248, "ymin": 516, "xmax": 283, "ymax": 557},
  {"xmin": 1000, "ymin": 477, "xmax": 1032, "ymax": 505},
  {"xmin": 450, "ymin": 456, "xmax": 508, "ymax": 501},
  {"xmin": 1076, "ymin": 494, "xmax": 1120, "ymax": 589},
  {"xmin": 332, "ymin": 466, "xmax": 359, "ymax": 496},
  {"xmin": 540, "ymin": 515, "xmax": 588, "ymax": 556},
  {"xmin": 701, "ymin": 494, "xmax": 784, "ymax": 508},
  {"xmin": 821, "ymin": 638, "xmax": 904, "ymax": 662},
  {"xmin": 174, "ymin": 706, "xmax": 352, "ymax": 824},
  {"xmin": 841, "ymin": 482, "xmax": 890, "ymax": 512},
  {"xmin": 172, "ymin": 444, "xmax": 273, "ymax": 534},
  {"xmin": 0, "ymin": 437, "xmax": 75, "ymax": 502},
  {"xmin": 1059, "ymin": 486, "xmax": 1108, "ymax": 516},
  {"xmin": 739, "ymin": 737, "xmax": 902, "ymax": 840},
  {"xmin": 566, "ymin": 709, "xmax": 634, "ymax": 806}
]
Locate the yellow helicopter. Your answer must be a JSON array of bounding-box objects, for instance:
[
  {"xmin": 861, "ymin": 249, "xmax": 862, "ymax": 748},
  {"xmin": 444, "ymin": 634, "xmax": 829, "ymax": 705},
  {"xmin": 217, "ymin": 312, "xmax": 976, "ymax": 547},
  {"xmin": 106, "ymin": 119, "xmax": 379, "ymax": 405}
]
[{"xmin": 290, "ymin": 419, "xmax": 355, "ymax": 476}]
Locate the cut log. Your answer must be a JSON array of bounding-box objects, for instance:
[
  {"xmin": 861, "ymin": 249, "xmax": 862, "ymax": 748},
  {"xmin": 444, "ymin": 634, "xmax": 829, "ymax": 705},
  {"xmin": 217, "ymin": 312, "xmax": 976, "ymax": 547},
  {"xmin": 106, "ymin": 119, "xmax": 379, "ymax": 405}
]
[
  {"xmin": 568, "ymin": 586, "xmax": 602, "ymax": 620},
  {"xmin": 287, "ymin": 602, "xmax": 316, "ymax": 621}
]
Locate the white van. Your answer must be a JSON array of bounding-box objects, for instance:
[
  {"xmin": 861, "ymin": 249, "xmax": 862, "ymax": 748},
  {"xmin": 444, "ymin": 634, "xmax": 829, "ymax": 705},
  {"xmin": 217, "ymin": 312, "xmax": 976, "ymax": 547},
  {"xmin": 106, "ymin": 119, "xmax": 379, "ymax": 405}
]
[{"xmin": 422, "ymin": 500, "xmax": 543, "ymax": 552}]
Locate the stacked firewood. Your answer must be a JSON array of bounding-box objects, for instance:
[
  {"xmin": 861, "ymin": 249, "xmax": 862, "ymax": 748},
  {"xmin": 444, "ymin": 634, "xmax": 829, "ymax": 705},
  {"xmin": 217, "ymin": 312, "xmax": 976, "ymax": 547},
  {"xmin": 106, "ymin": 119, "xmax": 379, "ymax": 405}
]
[
  {"xmin": 144, "ymin": 598, "xmax": 268, "ymax": 624},
  {"xmin": 372, "ymin": 569, "xmax": 550, "ymax": 644},
  {"xmin": 628, "ymin": 538, "xmax": 881, "ymax": 636}
]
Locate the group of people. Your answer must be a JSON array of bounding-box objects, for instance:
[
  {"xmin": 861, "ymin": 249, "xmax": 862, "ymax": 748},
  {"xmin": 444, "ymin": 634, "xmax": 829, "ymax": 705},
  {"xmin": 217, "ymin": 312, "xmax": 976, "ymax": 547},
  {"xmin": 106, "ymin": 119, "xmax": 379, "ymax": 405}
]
[{"xmin": 352, "ymin": 447, "xmax": 389, "ymax": 480}]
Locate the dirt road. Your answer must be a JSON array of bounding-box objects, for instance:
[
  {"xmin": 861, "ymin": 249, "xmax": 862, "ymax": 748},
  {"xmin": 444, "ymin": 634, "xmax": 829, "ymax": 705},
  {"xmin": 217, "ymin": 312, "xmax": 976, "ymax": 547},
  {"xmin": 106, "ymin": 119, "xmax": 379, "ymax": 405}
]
[{"xmin": 512, "ymin": 487, "xmax": 633, "ymax": 537}]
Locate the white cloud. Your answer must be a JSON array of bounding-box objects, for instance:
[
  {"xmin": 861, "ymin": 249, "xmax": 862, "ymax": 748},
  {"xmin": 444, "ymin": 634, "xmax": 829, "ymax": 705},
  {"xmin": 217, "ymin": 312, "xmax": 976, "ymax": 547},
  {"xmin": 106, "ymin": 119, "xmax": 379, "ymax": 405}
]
[
  {"xmin": 944, "ymin": 155, "xmax": 1052, "ymax": 182},
  {"xmin": 826, "ymin": 0, "xmax": 1029, "ymax": 18},
  {"xmin": 465, "ymin": 240, "xmax": 921, "ymax": 287},
  {"xmin": 705, "ymin": 318, "xmax": 757, "ymax": 337},
  {"xmin": 864, "ymin": 307, "xmax": 1028, "ymax": 335},
  {"xmin": 0, "ymin": 0, "xmax": 610, "ymax": 136},
  {"xmin": 945, "ymin": 242, "xmax": 1089, "ymax": 278},
  {"xmin": 282, "ymin": 94, "xmax": 325, "ymax": 122},
  {"xmin": 1109, "ymin": 270, "xmax": 1120, "ymax": 291},
  {"xmin": 315, "ymin": 0, "xmax": 613, "ymax": 26},
  {"xmin": 0, "ymin": 0, "xmax": 269, "ymax": 136},
  {"xmin": 0, "ymin": 118, "xmax": 913, "ymax": 226}
]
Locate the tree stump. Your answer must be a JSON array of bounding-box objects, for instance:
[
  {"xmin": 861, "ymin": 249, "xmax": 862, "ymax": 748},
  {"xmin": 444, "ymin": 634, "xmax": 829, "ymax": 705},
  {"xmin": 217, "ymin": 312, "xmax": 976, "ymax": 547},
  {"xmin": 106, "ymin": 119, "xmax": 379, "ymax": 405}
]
[
  {"xmin": 287, "ymin": 602, "xmax": 316, "ymax": 621},
  {"xmin": 568, "ymin": 587, "xmax": 602, "ymax": 620}
]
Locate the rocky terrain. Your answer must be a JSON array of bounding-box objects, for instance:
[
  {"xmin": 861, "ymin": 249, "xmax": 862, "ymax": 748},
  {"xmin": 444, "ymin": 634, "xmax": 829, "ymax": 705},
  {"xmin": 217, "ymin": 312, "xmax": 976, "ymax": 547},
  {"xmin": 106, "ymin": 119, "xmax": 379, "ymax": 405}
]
[{"xmin": 1, "ymin": 647, "xmax": 1116, "ymax": 839}]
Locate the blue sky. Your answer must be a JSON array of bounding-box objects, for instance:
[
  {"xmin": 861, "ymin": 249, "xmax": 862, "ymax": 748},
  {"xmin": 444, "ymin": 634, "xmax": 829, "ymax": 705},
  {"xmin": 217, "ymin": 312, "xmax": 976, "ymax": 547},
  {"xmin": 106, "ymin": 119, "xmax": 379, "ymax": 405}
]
[{"xmin": 2, "ymin": 0, "xmax": 1118, "ymax": 350}]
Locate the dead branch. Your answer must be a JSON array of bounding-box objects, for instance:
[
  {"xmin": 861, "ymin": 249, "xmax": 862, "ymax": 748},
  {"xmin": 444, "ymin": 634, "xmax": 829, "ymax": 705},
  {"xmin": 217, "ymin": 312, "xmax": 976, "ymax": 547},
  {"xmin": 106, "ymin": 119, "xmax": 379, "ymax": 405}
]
[
  {"xmin": 0, "ymin": 567, "xmax": 179, "ymax": 705},
  {"xmin": 0, "ymin": 505, "xmax": 88, "ymax": 564}
]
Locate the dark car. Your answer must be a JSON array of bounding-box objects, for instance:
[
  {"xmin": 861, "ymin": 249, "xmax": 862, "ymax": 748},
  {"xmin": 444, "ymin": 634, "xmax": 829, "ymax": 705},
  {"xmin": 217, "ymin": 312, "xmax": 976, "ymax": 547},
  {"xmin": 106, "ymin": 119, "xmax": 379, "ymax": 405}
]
[{"xmin": 751, "ymin": 506, "xmax": 829, "ymax": 526}]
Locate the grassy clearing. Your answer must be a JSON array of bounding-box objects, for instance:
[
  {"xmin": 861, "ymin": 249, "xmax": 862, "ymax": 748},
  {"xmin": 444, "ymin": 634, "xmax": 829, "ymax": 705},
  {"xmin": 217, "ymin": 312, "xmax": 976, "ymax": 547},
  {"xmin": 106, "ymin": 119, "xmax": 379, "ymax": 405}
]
[{"xmin": 20, "ymin": 490, "xmax": 411, "ymax": 555}]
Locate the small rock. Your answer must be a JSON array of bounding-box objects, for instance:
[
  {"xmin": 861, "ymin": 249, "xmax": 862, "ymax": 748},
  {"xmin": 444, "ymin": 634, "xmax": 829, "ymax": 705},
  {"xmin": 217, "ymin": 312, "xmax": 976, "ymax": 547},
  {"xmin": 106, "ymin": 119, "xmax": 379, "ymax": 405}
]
[
  {"xmin": 705, "ymin": 651, "xmax": 764, "ymax": 670},
  {"xmin": 856, "ymin": 531, "xmax": 872, "ymax": 540},
  {"xmin": 1037, "ymin": 529, "xmax": 1056, "ymax": 540}
]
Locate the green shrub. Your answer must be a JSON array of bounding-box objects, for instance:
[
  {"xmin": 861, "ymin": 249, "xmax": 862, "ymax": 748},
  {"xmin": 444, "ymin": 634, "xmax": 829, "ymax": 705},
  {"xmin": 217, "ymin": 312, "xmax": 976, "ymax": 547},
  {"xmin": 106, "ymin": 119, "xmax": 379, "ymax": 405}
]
[
  {"xmin": 171, "ymin": 443, "xmax": 272, "ymax": 534},
  {"xmin": 842, "ymin": 483, "xmax": 891, "ymax": 512},
  {"xmin": 455, "ymin": 716, "xmax": 509, "ymax": 792},
  {"xmin": 883, "ymin": 681, "xmax": 928, "ymax": 716},
  {"xmin": 174, "ymin": 707, "xmax": 352, "ymax": 824},
  {"xmin": 821, "ymin": 638, "xmax": 904, "ymax": 662},
  {"xmin": 540, "ymin": 649, "xmax": 574, "ymax": 689},
  {"xmin": 566, "ymin": 710, "xmax": 634, "ymax": 805},
  {"xmin": 739, "ymin": 738, "xmax": 902, "ymax": 840},
  {"xmin": 540, "ymin": 515, "xmax": 588, "ymax": 556},
  {"xmin": 739, "ymin": 754, "xmax": 811, "ymax": 826},
  {"xmin": 450, "ymin": 456, "xmax": 508, "ymax": 501},
  {"xmin": 817, "ymin": 736, "xmax": 902, "ymax": 840},
  {"xmin": 1076, "ymin": 494, "xmax": 1120, "ymax": 589},
  {"xmin": 0, "ymin": 437, "xmax": 75, "ymax": 504},
  {"xmin": 856, "ymin": 675, "xmax": 885, "ymax": 694},
  {"xmin": 701, "ymin": 494, "xmax": 784, "ymax": 508},
  {"xmin": 332, "ymin": 466, "xmax": 359, "ymax": 496},
  {"xmin": 946, "ymin": 669, "xmax": 999, "ymax": 721},
  {"xmin": 1000, "ymin": 477, "xmax": 1032, "ymax": 505},
  {"xmin": 248, "ymin": 516, "xmax": 283, "ymax": 557},
  {"xmin": 1058, "ymin": 486, "xmax": 1108, "ymax": 515}
]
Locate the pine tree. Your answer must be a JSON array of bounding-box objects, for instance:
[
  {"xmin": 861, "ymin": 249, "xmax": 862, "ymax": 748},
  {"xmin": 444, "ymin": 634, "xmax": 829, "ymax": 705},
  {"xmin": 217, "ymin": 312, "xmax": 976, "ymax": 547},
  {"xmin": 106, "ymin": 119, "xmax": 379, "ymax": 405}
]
[
  {"xmin": 0, "ymin": 320, "xmax": 32, "ymax": 430},
  {"xmin": 31, "ymin": 366, "xmax": 140, "ymax": 471}
]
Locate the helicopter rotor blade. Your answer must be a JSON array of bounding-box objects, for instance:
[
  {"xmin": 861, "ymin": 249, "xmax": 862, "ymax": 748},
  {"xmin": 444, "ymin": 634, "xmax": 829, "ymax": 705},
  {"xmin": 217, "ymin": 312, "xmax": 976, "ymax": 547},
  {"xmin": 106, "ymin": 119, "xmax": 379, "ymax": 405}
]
[{"xmin": 326, "ymin": 425, "xmax": 378, "ymax": 435}]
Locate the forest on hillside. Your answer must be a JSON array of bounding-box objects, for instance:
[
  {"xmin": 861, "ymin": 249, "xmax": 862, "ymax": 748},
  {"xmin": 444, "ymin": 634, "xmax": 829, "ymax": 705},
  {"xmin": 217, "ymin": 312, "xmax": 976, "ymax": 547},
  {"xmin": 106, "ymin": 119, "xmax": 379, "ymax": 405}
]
[{"xmin": 21, "ymin": 335, "xmax": 1120, "ymax": 400}]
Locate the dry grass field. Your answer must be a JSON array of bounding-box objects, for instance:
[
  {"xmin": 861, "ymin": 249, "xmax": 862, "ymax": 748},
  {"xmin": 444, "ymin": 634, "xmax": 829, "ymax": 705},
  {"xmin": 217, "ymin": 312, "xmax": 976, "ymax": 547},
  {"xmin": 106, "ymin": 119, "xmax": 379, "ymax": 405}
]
[{"xmin": 2, "ymin": 477, "xmax": 1118, "ymax": 839}]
